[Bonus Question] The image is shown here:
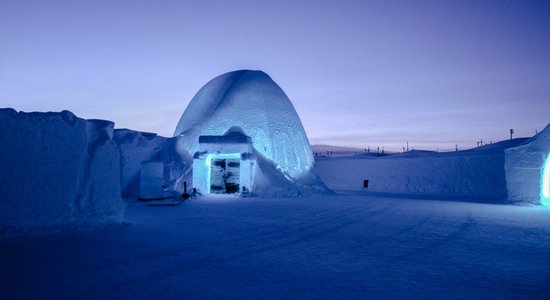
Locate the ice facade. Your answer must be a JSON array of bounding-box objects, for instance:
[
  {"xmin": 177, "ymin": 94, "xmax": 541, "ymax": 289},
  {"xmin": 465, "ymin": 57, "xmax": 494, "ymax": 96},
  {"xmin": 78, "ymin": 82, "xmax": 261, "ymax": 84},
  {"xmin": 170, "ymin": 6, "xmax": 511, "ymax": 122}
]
[
  {"xmin": 174, "ymin": 70, "xmax": 315, "ymax": 181},
  {"xmin": 542, "ymin": 153, "xmax": 550, "ymax": 205},
  {"xmin": 0, "ymin": 108, "xmax": 124, "ymax": 235},
  {"xmin": 505, "ymin": 124, "xmax": 550, "ymax": 205},
  {"xmin": 174, "ymin": 70, "xmax": 328, "ymax": 196},
  {"xmin": 192, "ymin": 127, "xmax": 254, "ymax": 194}
]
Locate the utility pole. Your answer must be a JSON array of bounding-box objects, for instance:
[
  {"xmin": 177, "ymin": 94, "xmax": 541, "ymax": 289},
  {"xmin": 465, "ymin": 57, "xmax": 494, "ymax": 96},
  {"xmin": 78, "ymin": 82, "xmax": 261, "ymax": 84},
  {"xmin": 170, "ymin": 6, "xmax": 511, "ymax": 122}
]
[{"xmin": 406, "ymin": 141, "xmax": 409, "ymax": 152}]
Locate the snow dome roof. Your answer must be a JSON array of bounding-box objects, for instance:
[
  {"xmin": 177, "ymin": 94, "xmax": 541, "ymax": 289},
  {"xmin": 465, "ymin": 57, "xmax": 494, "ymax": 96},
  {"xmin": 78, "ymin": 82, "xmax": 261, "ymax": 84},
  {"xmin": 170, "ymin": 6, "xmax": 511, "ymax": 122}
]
[{"xmin": 174, "ymin": 70, "xmax": 315, "ymax": 179}]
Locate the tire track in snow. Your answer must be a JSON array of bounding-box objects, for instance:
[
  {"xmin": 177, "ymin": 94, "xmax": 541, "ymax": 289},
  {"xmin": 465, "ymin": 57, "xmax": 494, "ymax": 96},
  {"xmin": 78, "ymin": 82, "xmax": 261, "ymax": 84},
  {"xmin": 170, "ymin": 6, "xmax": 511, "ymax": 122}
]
[
  {"xmin": 36, "ymin": 200, "xmax": 382, "ymax": 283},
  {"xmin": 355, "ymin": 211, "xmax": 475, "ymax": 276},
  {"xmin": 160, "ymin": 198, "xmax": 391, "ymax": 255},
  {"xmin": 340, "ymin": 209, "xmax": 437, "ymax": 254},
  {"xmin": 392, "ymin": 213, "xmax": 474, "ymax": 260},
  {"xmin": 189, "ymin": 200, "xmax": 398, "ymax": 266},
  {"xmin": 84, "ymin": 199, "xmax": 398, "ymax": 290}
]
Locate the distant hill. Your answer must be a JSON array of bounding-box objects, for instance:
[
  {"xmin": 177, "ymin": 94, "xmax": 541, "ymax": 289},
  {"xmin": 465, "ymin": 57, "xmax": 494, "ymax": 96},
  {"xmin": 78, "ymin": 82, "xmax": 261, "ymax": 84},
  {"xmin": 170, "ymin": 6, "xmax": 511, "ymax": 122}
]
[{"xmin": 311, "ymin": 144, "xmax": 363, "ymax": 153}]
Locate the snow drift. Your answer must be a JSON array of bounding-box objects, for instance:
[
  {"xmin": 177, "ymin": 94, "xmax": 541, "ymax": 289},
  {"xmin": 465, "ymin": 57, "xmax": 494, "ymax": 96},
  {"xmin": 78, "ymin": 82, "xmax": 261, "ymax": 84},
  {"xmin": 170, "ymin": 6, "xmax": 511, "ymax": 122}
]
[
  {"xmin": 505, "ymin": 124, "xmax": 550, "ymax": 205},
  {"xmin": 0, "ymin": 108, "xmax": 125, "ymax": 235}
]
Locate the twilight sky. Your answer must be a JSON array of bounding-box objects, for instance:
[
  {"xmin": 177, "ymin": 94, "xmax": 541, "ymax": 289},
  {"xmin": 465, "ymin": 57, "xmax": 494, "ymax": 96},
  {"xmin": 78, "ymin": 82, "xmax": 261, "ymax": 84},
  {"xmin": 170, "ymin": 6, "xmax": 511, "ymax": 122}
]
[{"xmin": 1, "ymin": 0, "xmax": 549, "ymax": 151}]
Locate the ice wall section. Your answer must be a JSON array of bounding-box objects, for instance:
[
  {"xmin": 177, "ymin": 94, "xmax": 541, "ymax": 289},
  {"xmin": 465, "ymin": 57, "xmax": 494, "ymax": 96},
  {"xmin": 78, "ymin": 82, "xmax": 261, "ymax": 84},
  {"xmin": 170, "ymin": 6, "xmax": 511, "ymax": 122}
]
[
  {"xmin": 542, "ymin": 154, "xmax": 550, "ymax": 205},
  {"xmin": 316, "ymin": 150, "xmax": 509, "ymax": 202},
  {"xmin": 114, "ymin": 129, "xmax": 188, "ymax": 198},
  {"xmin": 505, "ymin": 124, "xmax": 550, "ymax": 205},
  {"xmin": 0, "ymin": 108, "xmax": 125, "ymax": 235}
]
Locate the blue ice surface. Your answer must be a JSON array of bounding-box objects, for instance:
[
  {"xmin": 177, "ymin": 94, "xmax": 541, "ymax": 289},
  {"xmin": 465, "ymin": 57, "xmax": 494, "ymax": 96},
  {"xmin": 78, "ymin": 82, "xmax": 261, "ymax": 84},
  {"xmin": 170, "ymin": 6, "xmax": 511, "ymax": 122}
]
[
  {"xmin": 1, "ymin": 194, "xmax": 549, "ymax": 299},
  {"xmin": 542, "ymin": 153, "xmax": 550, "ymax": 206},
  {"xmin": 174, "ymin": 70, "xmax": 316, "ymax": 181}
]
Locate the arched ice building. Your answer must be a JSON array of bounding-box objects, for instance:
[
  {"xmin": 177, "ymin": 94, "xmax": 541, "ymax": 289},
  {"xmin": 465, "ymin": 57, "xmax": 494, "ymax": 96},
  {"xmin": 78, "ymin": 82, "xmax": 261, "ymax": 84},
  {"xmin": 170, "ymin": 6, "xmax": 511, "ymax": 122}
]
[{"xmin": 174, "ymin": 70, "xmax": 327, "ymax": 196}]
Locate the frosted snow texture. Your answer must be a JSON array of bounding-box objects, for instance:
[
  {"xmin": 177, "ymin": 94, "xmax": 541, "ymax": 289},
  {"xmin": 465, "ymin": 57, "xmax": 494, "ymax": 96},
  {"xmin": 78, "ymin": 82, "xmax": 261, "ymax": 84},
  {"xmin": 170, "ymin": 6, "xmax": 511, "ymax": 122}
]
[
  {"xmin": 0, "ymin": 109, "xmax": 125, "ymax": 235},
  {"xmin": 114, "ymin": 129, "xmax": 188, "ymax": 198},
  {"xmin": 174, "ymin": 70, "xmax": 315, "ymax": 180},
  {"xmin": 505, "ymin": 124, "xmax": 550, "ymax": 205},
  {"xmin": 316, "ymin": 150, "xmax": 508, "ymax": 201}
]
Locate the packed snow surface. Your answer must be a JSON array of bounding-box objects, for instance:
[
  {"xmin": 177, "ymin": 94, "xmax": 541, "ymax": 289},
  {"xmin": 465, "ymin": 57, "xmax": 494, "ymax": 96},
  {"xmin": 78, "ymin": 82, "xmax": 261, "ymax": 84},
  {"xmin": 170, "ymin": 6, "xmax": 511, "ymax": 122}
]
[
  {"xmin": 0, "ymin": 109, "xmax": 124, "ymax": 235},
  {"xmin": 174, "ymin": 70, "xmax": 315, "ymax": 180},
  {"xmin": 1, "ymin": 194, "xmax": 549, "ymax": 299}
]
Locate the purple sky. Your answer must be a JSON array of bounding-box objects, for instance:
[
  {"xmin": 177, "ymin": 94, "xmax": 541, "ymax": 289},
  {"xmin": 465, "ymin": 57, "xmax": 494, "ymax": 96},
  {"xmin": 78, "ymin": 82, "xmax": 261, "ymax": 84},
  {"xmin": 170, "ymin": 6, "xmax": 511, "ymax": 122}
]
[{"xmin": 1, "ymin": 0, "xmax": 549, "ymax": 151}]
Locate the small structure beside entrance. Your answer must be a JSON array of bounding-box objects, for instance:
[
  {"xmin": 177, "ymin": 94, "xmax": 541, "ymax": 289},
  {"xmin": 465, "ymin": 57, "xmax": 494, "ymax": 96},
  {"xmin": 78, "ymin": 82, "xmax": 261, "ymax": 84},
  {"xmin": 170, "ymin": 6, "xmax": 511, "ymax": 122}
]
[{"xmin": 192, "ymin": 127, "xmax": 254, "ymax": 194}]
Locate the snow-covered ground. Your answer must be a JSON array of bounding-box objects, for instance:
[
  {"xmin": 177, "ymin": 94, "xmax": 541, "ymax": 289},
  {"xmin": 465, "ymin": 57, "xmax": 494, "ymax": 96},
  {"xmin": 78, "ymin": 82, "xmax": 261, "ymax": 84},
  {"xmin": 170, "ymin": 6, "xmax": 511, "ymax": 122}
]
[
  {"xmin": 1, "ymin": 194, "xmax": 549, "ymax": 299},
  {"xmin": 1, "ymin": 105, "xmax": 548, "ymax": 298}
]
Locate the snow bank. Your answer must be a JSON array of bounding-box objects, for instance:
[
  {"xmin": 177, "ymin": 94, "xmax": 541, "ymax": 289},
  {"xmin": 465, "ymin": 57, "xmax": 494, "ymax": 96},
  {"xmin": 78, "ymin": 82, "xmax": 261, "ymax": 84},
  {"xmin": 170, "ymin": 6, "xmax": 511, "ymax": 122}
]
[
  {"xmin": 251, "ymin": 150, "xmax": 330, "ymax": 197},
  {"xmin": 505, "ymin": 124, "xmax": 550, "ymax": 205},
  {"xmin": 0, "ymin": 108, "xmax": 124, "ymax": 235},
  {"xmin": 316, "ymin": 149, "xmax": 509, "ymax": 201},
  {"xmin": 114, "ymin": 129, "xmax": 188, "ymax": 199}
]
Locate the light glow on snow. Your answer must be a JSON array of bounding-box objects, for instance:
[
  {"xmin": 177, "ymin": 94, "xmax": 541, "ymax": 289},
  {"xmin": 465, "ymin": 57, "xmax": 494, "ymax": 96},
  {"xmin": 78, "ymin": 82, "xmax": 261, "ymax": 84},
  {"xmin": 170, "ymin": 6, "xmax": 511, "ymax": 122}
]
[{"xmin": 542, "ymin": 153, "xmax": 550, "ymax": 206}]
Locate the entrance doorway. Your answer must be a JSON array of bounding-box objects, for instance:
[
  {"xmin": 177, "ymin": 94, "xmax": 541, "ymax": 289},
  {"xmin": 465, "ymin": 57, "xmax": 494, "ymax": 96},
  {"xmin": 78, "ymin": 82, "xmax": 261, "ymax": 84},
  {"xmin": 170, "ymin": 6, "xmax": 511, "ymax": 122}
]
[{"xmin": 210, "ymin": 158, "xmax": 240, "ymax": 194}]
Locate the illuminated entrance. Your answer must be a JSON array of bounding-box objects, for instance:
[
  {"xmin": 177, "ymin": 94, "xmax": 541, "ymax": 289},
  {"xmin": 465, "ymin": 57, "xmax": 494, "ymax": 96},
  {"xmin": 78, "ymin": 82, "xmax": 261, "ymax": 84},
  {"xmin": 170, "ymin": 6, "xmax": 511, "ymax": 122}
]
[
  {"xmin": 542, "ymin": 153, "xmax": 550, "ymax": 206},
  {"xmin": 208, "ymin": 155, "xmax": 241, "ymax": 194},
  {"xmin": 192, "ymin": 127, "xmax": 254, "ymax": 195}
]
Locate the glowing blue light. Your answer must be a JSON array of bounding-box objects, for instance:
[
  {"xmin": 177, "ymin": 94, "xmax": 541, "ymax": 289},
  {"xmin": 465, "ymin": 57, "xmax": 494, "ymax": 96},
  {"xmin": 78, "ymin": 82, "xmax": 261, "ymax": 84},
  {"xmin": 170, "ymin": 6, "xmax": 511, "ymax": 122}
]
[{"xmin": 542, "ymin": 153, "xmax": 550, "ymax": 206}]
